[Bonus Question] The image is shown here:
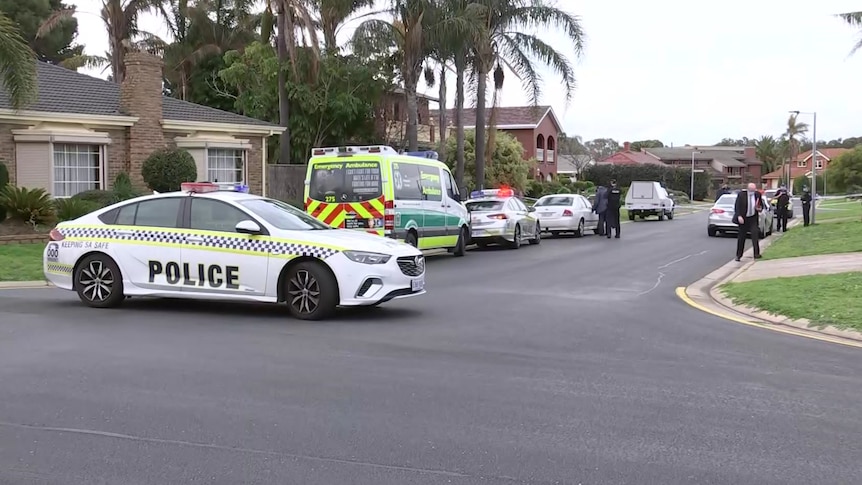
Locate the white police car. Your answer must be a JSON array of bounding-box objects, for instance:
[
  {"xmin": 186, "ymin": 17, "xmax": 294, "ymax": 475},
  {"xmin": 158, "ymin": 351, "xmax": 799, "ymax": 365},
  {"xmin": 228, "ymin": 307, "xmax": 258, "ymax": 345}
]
[{"xmin": 44, "ymin": 182, "xmax": 426, "ymax": 320}]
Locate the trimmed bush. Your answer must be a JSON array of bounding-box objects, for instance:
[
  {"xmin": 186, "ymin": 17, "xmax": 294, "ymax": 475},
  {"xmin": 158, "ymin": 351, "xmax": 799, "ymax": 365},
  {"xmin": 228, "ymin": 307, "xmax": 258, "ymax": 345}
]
[
  {"xmin": 112, "ymin": 171, "xmax": 139, "ymax": 201},
  {"xmin": 72, "ymin": 189, "xmax": 118, "ymax": 207},
  {"xmin": 54, "ymin": 198, "xmax": 100, "ymax": 221},
  {"xmin": 0, "ymin": 161, "xmax": 8, "ymax": 222},
  {"xmin": 142, "ymin": 148, "xmax": 197, "ymax": 193},
  {"xmin": 0, "ymin": 186, "xmax": 55, "ymax": 226}
]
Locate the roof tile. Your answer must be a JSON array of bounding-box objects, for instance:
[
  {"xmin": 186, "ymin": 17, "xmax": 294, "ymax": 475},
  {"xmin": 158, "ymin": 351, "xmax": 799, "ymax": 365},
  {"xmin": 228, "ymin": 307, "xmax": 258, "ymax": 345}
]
[{"xmin": 429, "ymin": 106, "xmax": 551, "ymax": 128}]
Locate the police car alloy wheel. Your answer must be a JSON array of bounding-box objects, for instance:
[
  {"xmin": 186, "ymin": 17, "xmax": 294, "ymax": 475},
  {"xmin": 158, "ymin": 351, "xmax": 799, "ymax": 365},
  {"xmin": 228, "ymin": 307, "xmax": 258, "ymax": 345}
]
[
  {"xmin": 510, "ymin": 225, "xmax": 521, "ymax": 249},
  {"xmin": 74, "ymin": 254, "xmax": 125, "ymax": 308},
  {"xmin": 285, "ymin": 261, "xmax": 338, "ymax": 320},
  {"xmin": 529, "ymin": 223, "xmax": 541, "ymax": 244}
]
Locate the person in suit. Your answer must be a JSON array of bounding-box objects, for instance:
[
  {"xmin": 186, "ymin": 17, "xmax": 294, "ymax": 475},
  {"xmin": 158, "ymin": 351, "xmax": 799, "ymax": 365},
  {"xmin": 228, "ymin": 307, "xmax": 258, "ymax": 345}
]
[
  {"xmin": 592, "ymin": 185, "xmax": 608, "ymax": 236},
  {"xmin": 733, "ymin": 183, "xmax": 763, "ymax": 261}
]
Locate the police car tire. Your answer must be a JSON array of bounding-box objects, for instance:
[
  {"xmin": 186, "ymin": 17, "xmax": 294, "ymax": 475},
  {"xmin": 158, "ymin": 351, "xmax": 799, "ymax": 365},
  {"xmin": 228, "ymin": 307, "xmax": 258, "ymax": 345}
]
[
  {"xmin": 285, "ymin": 261, "xmax": 338, "ymax": 321},
  {"xmin": 74, "ymin": 254, "xmax": 125, "ymax": 308},
  {"xmin": 529, "ymin": 223, "xmax": 541, "ymax": 244},
  {"xmin": 453, "ymin": 227, "xmax": 467, "ymax": 257},
  {"xmin": 510, "ymin": 225, "xmax": 522, "ymax": 249}
]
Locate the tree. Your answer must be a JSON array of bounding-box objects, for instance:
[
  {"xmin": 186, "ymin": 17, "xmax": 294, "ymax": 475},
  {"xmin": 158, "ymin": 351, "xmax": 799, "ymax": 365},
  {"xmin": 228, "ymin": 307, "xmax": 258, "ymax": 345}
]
[
  {"xmin": 315, "ymin": 0, "xmax": 374, "ymax": 55},
  {"xmin": 219, "ymin": 41, "xmax": 386, "ymax": 165},
  {"xmin": 584, "ymin": 138, "xmax": 619, "ymax": 161},
  {"xmin": 825, "ymin": 145, "xmax": 862, "ymax": 192},
  {"xmin": 558, "ymin": 133, "xmax": 590, "ymax": 178},
  {"xmin": 630, "ymin": 140, "xmax": 664, "ymax": 151},
  {"xmin": 838, "ymin": 12, "xmax": 862, "ymax": 55},
  {"xmin": 715, "ymin": 137, "xmax": 752, "ymax": 147},
  {"xmin": 469, "ymin": 0, "xmax": 585, "ymax": 190},
  {"xmin": 754, "ymin": 135, "xmax": 782, "ymax": 174},
  {"xmin": 0, "ymin": 9, "xmax": 38, "ymax": 110},
  {"xmin": 442, "ymin": 129, "xmax": 531, "ymax": 192},
  {"xmin": 0, "ymin": 0, "xmax": 84, "ymax": 65}
]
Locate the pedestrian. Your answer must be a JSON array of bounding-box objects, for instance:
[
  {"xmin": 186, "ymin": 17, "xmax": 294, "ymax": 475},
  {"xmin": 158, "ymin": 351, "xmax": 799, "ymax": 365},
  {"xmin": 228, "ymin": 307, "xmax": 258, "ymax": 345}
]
[
  {"xmin": 715, "ymin": 184, "xmax": 730, "ymax": 201},
  {"xmin": 605, "ymin": 179, "xmax": 622, "ymax": 239},
  {"xmin": 776, "ymin": 187, "xmax": 790, "ymax": 232},
  {"xmin": 801, "ymin": 186, "xmax": 812, "ymax": 226},
  {"xmin": 733, "ymin": 182, "xmax": 763, "ymax": 261},
  {"xmin": 592, "ymin": 184, "xmax": 608, "ymax": 236}
]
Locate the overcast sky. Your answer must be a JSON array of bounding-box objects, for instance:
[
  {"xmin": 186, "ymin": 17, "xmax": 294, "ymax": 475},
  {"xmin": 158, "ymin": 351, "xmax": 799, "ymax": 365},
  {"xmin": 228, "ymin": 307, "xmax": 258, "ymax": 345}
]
[{"xmin": 69, "ymin": 0, "xmax": 862, "ymax": 146}]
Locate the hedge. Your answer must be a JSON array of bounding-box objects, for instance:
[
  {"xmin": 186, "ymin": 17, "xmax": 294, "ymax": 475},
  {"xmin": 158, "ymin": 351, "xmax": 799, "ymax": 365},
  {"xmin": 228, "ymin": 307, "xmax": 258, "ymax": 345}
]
[{"xmin": 582, "ymin": 164, "xmax": 711, "ymax": 201}]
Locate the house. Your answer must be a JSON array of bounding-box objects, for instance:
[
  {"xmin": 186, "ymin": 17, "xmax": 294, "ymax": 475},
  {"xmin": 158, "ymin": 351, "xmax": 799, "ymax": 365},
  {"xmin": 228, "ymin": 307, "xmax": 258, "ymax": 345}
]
[
  {"xmin": 599, "ymin": 141, "xmax": 667, "ymax": 166},
  {"xmin": 557, "ymin": 154, "xmax": 593, "ymax": 180},
  {"xmin": 0, "ymin": 52, "xmax": 283, "ymax": 198},
  {"xmin": 376, "ymin": 87, "xmax": 439, "ymax": 148},
  {"xmin": 761, "ymin": 148, "xmax": 850, "ymax": 190},
  {"xmin": 640, "ymin": 146, "xmax": 763, "ymax": 190},
  {"xmin": 430, "ymin": 105, "xmax": 563, "ymax": 181}
]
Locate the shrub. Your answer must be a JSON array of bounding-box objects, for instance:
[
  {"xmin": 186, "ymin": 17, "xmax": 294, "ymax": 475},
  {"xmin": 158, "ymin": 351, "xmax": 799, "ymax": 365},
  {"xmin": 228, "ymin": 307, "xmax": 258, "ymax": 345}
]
[
  {"xmin": 54, "ymin": 198, "xmax": 100, "ymax": 222},
  {"xmin": 0, "ymin": 161, "xmax": 8, "ymax": 222},
  {"xmin": 0, "ymin": 186, "xmax": 55, "ymax": 226},
  {"xmin": 112, "ymin": 171, "xmax": 139, "ymax": 201},
  {"xmin": 141, "ymin": 148, "xmax": 197, "ymax": 192},
  {"xmin": 443, "ymin": 130, "xmax": 531, "ymax": 192},
  {"xmin": 72, "ymin": 189, "xmax": 118, "ymax": 207}
]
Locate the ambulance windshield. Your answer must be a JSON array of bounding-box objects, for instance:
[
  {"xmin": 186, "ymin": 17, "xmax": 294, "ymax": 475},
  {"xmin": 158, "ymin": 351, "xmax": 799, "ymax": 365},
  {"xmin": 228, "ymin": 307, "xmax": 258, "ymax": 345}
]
[{"xmin": 309, "ymin": 160, "xmax": 382, "ymax": 203}]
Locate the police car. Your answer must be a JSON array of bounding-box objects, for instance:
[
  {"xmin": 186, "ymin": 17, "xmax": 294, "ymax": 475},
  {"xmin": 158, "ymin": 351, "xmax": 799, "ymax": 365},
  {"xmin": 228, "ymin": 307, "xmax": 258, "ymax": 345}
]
[
  {"xmin": 43, "ymin": 182, "xmax": 426, "ymax": 320},
  {"xmin": 464, "ymin": 187, "xmax": 541, "ymax": 248}
]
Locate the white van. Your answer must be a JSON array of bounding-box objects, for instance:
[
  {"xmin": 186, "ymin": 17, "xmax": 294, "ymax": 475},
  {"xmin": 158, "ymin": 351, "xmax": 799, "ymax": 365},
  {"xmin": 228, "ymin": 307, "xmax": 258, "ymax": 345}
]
[{"xmin": 625, "ymin": 181, "xmax": 674, "ymax": 221}]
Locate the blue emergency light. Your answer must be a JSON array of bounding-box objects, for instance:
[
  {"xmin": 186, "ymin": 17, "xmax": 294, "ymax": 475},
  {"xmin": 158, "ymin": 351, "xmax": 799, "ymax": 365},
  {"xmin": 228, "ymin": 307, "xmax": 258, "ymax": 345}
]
[
  {"xmin": 404, "ymin": 150, "xmax": 439, "ymax": 160},
  {"xmin": 181, "ymin": 182, "xmax": 250, "ymax": 193}
]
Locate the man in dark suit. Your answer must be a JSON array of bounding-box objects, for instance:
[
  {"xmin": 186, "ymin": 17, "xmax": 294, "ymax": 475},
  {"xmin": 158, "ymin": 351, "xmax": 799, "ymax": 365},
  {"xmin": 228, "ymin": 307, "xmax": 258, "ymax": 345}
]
[
  {"xmin": 592, "ymin": 184, "xmax": 608, "ymax": 236},
  {"xmin": 733, "ymin": 183, "xmax": 763, "ymax": 261}
]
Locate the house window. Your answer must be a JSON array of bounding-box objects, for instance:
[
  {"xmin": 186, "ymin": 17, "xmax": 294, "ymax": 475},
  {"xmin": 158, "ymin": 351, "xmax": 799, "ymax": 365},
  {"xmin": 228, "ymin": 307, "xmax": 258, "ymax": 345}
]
[
  {"xmin": 207, "ymin": 148, "xmax": 246, "ymax": 184},
  {"xmin": 53, "ymin": 144, "xmax": 102, "ymax": 197},
  {"xmin": 797, "ymin": 160, "xmax": 807, "ymax": 168},
  {"xmin": 815, "ymin": 159, "xmax": 824, "ymax": 169}
]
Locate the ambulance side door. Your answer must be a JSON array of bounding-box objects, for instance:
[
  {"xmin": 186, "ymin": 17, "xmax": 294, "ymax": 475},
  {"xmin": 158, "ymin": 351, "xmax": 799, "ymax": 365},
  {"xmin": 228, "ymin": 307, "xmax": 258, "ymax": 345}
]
[
  {"xmin": 391, "ymin": 161, "xmax": 425, "ymax": 239},
  {"xmin": 179, "ymin": 197, "xmax": 270, "ymax": 297},
  {"xmin": 107, "ymin": 197, "xmax": 185, "ymax": 293}
]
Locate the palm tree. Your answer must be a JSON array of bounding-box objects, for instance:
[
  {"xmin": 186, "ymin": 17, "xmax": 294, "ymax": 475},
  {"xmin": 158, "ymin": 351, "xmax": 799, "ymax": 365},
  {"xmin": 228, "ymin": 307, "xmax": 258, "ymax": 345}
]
[
  {"xmin": 781, "ymin": 114, "xmax": 809, "ymax": 185},
  {"xmin": 315, "ymin": 0, "xmax": 374, "ymax": 55},
  {"xmin": 469, "ymin": 0, "xmax": 585, "ymax": 189},
  {"xmin": 753, "ymin": 135, "xmax": 781, "ymax": 174},
  {"xmin": 0, "ymin": 10, "xmax": 37, "ymax": 110},
  {"xmin": 838, "ymin": 12, "xmax": 862, "ymax": 54},
  {"xmin": 99, "ymin": 0, "xmax": 171, "ymax": 83}
]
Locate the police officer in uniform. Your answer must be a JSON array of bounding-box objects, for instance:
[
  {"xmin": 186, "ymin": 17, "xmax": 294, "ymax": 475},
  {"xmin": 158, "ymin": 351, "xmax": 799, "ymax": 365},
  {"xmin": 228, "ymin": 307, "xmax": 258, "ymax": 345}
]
[
  {"xmin": 801, "ymin": 186, "xmax": 812, "ymax": 226},
  {"xmin": 776, "ymin": 187, "xmax": 790, "ymax": 232},
  {"xmin": 606, "ymin": 179, "xmax": 622, "ymax": 239}
]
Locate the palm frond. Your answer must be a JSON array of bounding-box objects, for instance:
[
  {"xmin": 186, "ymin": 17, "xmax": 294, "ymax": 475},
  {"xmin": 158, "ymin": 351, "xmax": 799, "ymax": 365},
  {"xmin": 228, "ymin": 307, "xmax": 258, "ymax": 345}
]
[
  {"xmin": 0, "ymin": 11, "xmax": 38, "ymax": 110},
  {"xmin": 59, "ymin": 54, "xmax": 110, "ymax": 71},
  {"xmin": 36, "ymin": 7, "xmax": 77, "ymax": 39},
  {"xmin": 500, "ymin": 32, "xmax": 575, "ymax": 105},
  {"xmin": 837, "ymin": 12, "xmax": 862, "ymax": 54}
]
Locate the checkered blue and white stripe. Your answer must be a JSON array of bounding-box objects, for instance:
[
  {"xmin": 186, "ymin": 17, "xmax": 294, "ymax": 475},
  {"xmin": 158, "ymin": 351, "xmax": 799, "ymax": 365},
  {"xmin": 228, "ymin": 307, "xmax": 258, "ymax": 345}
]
[{"xmin": 60, "ymin": 227, "xmax": 339, "ymax": 259}]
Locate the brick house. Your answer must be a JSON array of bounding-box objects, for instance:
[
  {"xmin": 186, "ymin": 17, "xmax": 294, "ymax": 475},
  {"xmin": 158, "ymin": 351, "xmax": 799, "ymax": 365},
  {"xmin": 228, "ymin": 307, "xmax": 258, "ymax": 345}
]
[
  {"xmin": 0, "ymin": 52, "xmax": 283, "ymax": 198},
  {"xmin": 375, "ymin": 87, "xmax": 438, "ymax": 148},
  {"xmin": 430, "ymin": 106, "xmax": 563, "ymax": 181},
  {"xmin": 599, "ymin": 141, "xmax": 667, "ymax": 166},
  {"xmin": 761, "ymin": 148, "xmax": 849, "ymax": 190},
  {"xmin": 640, "ymin": 146, "xmax": 763, "ymax": 190}
]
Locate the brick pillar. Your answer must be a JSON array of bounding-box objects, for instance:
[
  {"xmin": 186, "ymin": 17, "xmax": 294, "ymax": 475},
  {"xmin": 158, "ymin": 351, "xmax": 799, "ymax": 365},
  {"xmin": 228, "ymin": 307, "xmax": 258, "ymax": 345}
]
[{"xmin": 120, "ymin": 52, "xmax": 165, "ymax": 189}]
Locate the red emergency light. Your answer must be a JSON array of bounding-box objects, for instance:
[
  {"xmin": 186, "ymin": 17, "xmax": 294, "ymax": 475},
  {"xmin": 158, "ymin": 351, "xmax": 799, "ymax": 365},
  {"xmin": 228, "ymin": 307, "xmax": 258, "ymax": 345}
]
[{"xmin": 181, "ymin": 182, "xmax": 220, "ymax": 193}]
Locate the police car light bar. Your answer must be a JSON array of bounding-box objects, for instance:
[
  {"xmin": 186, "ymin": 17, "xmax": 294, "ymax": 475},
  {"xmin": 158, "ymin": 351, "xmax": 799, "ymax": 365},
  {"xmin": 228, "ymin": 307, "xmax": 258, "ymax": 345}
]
[
  {"xmin": 469, "ymin": 186, "xmax": 514, "ymax": 199},
  {"xmin": 311, "ymin": 145, "xmax": 399, "ymax": 157},
  {"xmin": 180, "ymin": 182, "xmax": 249, "ymax": 193},
  {"xmin": 403, "ymin": 150, "xmax": 439, "ymax": 160}
]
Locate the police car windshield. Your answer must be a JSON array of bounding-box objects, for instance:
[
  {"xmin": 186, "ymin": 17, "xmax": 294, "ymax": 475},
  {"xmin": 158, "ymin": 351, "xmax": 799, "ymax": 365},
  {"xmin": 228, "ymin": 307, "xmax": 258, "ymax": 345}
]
[
  {"xmin": 466, "ymin": 200, "xmax": 504, "ymax": 211},
  {"xmin": 239, "ymin": 199, "xmax": 333, "ymax": 230}
]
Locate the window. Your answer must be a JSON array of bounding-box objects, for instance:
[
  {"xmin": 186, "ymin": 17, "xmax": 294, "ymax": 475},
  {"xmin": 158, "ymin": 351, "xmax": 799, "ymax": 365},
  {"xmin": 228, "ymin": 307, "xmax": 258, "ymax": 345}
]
[
  {"xmin": 53, "ymin": 144, "xmax": 102, "ymax": 197},
  {"xmin": 443, "ymin": 171, "xmax": 456, "ymax": 200},
  {"xmin": 391, "ymin": 162, "xmax": 424, "ymax": 200},
  {"xmin": 797, "ymin": 160, "xmax": 807, "ymax": 168},
  {"xmin": 417, "ymin": 165, "xmax": 442, "ymax": 201},
  {"xmin": 535, "ymin": 196, "xmax": 573, "ymax": 207},
  {"xmin": 309, "ymin": 160, "xmax": 383, "ymax": 202},
  {"xmin": 239, "ymin": 198, "xmax": 332, "ymax": 231},
  {"xmin": 465, "ymin": 200, "xmax": 504, "ymax": 211},
  {"xmin": 132, "ymin": 199, "xmax": 182, "ymax": 228},
  {"xmin": 190, "ymin": 199, "xmax": 253, "ymax": 233},
  {"xmin": 815, "ymin": 159, "xmax": 824, "ymax": 169},
  {"xmin": 207, "ymin": 148, "xmax": 245, "ymax": 183}
]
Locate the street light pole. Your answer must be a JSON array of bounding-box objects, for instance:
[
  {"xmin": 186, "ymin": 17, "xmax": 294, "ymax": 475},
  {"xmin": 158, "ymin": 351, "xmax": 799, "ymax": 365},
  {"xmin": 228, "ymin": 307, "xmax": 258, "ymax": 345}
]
[
  {"xmin": 790, "ymin": 110, "xmax": 817, "ymax": 224},
  {"xmin": 690, "ymin": 150, "xmax": 701, "ymax": 201}
]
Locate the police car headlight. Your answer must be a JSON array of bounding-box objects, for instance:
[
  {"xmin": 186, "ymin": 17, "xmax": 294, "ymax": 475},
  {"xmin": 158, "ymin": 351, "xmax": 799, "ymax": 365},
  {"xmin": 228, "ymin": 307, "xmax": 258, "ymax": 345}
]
[{"xmin": 343, "ymin": 251, "xmax": 391, "ymax": 264}]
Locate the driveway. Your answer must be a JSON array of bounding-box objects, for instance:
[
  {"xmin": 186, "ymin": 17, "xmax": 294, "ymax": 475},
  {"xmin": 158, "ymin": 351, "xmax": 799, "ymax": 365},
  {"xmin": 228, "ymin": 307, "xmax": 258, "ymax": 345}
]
[{"xmin": 1, "ymin": 211, "xmax": 860, "ymax": 484}]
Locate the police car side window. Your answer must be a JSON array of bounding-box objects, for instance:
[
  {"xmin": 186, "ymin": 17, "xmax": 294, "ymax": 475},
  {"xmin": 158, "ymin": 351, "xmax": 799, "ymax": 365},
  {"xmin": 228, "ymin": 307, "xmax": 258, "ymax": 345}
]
[
  {"xmin": 134, "ymin": 198, "xmax": 183, "ymax": 228},
  {"xmin": 116, "ymin": 203, "xmax": 138, "ymax": 225},
  {"xmin": 190, "ymin": 199, "xmax": 251, "ymax": 233}
]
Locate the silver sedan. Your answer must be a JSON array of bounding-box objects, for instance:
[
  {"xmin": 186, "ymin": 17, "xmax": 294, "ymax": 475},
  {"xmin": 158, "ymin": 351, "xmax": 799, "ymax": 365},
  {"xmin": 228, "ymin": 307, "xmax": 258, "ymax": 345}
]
[
  {"xmin": 466, "ymin": 190, "xmax": 540, "ymax": 249},
  {"xmin": 533, "ymin": 193, "xmax": 600, "ymax": 237},
  {"xmin": 708, "ymin": 193, "xmax": 773, "ymax": 238}
]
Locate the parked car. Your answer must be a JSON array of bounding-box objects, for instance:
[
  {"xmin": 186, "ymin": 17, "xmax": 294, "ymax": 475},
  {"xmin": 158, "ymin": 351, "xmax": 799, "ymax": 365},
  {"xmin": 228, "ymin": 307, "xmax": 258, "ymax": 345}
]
[
  {"xmin": 625, "ymin": 181, "xmax": 675, "ymax": 221},
  {"xmin": 708, "ymin": 193, "xmax": 773, "ymax": 238},
  {"xmin": 532, "ymin": 194, "xmax": 601, "ymax": 237},
  {"xmin": 465, "ymin": 187, "xmax": 541, "ymax": 249}
]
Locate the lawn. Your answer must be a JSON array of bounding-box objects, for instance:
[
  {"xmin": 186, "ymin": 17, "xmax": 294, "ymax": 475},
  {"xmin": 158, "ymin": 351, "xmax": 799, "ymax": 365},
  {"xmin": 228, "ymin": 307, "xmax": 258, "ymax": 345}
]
[
  {"xmin": 0, "ymin": 242, "xmax": 46, "ymax": 282},
  {"xmin": 814, "ymin": 199, "xmax": 862, "ymax": 222},
  {"xmin": 721, "ymin": 272, "xmax": 862, "ymax": 332},
  {"xmin": 762, "ymin": 221, "xmax": 862, "ymax": 260}
]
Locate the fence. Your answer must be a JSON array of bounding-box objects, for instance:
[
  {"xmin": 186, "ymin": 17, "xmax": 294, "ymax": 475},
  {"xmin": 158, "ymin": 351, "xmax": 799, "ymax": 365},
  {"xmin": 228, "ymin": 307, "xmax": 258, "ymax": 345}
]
[{"xmin": 266, "ymin": 164, "xmax": 306, "ymax": 206}]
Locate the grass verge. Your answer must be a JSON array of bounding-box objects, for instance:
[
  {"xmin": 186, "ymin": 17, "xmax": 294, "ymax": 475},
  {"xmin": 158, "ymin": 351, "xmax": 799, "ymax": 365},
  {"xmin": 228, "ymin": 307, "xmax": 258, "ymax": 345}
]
[
  {"xmin": 763, "ymin": 221, "xmax": 862, "ymax": 260},
  {"xmin": 721, "ymin": 272, "xmax": 862, "ymax": 332},
  {"xmin": 814, "ymin": 199, "xmax": 862, "ymax": 222},
  {"xmin": 0, "ymin": 243, "xmax": 46, "ymax": 282}
]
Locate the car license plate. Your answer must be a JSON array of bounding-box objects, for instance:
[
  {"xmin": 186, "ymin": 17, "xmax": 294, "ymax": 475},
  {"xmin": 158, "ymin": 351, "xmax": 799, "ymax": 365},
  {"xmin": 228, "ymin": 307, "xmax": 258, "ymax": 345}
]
[
  {"xmin": 541, "ymin": 212, "xmax": 553, "ymax": 217},
  {"xmin": 411, "ymin": 277, "xmax": 424, "ymax": 291}
]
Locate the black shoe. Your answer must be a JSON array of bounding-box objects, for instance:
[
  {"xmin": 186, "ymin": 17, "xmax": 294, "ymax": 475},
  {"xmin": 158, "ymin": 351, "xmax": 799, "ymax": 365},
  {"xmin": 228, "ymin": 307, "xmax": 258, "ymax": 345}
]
[
  {"xmin": 735, "ymin": 257, "xmax": 741, "ymax": 262},
  {"xmin": 607, "ymin": 235, "xmax": 611, "ymax": 239},
  {"xmin": 615, "ymin": 235, "xmax": 620, "ymax": 239},
  {"xmin": 754, "ymin": 254, "xmax": 762, "ymax": 259}
]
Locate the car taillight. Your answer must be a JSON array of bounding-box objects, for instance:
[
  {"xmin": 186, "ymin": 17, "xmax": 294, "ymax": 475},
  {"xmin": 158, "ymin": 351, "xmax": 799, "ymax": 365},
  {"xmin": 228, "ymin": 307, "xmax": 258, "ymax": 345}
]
[
  {"xmin": 487, "ymin": 213, "xmax": 507, "ymax": 220},
  {"xmin": 49, "ymin": 228, "xmax": 64, "ymax": 241},
  {"xmin": 384, "ymin": 199, "xmax": 395, "ymax": 231},
  {"xmin": 711, "ymin": 208, "xmax": 725, "ymax": 214},
  {"xmin": 562, "ymin": 209, "xmax": 573, "ymax": 217}
]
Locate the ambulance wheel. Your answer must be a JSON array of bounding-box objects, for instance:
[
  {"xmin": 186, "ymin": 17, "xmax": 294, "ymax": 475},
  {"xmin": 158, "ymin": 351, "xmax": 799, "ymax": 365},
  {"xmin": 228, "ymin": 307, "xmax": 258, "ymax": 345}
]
[
  {"xmin": 529, "ymin": 223, "xmax": 541, "ymax": 244},
  {"xmin": 509, "ymin": 225, "xmax": 522, "ymax": 249},
  {"xmin": 74, "ymin": 253, "xmax": 124, "ymax": 308},
  {"xmin": 285, "ymin": 261, "xmax": 338, "ymax": 321},
  {"xmin": 453, "ymin": 226, "xmax": 467, "ymax": 257},
  {"xmin": 404, "ymin": 231, "xmax": 418, "ymax": 248}
]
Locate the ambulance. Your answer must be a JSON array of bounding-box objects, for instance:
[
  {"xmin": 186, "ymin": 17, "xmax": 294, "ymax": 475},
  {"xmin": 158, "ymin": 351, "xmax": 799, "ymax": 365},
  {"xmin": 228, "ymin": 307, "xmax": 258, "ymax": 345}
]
[{"xmin": 304, "ymin": 145, "xmax": 470, "ymax": 256}]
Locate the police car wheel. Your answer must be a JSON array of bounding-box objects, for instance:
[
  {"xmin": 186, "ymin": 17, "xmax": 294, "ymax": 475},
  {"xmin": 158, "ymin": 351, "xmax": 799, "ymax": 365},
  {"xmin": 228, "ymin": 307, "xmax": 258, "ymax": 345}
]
[
  {"xmin": 509, "ymin": 225, "xmax": 522, "ymax": 249},
  {"xmin": 529, "ymin": 223, "xmax": 541, "ymax": 244},
  {"xmin": 74, "ymin": 254, "xmax": 124, "ymax": 308},
  {"xmin": 285, "ymin": 262, "xmax": 337, "ymax": 320}
]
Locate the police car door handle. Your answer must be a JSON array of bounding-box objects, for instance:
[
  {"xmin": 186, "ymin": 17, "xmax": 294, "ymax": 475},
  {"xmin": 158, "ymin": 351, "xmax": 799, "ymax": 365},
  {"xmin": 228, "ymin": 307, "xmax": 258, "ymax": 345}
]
[
  {"xmin": 115, "ymin": 230, "xmax": 134, "ymax": 236},
  {"xmin": 187, "ymin": 236, "xmax": 204, "ymax": 243}
]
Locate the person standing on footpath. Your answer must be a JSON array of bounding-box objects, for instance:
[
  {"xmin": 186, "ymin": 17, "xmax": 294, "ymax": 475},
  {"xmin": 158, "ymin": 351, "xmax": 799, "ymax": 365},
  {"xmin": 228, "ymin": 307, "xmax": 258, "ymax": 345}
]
[
  {"xmin": 776, "ymin": 187, "xmax": 790, "ymax": 232},
  {"xmin": 801, "ymin": 186, "xmax": 812, "ymax": 226},
  {"xmin": 733, "ymin": 182, "xmax": 763, "ymax": 261},
  {"xmin": 592, "ymin": 184, "xmax": 609, "ymax": 236},
  {"xmin": 715, "ymin": 184, "xmax": 730, "ymax": 201},
  {"xmin": 605, "ymin": 180, "xmax": 622, "ymax": 239}
]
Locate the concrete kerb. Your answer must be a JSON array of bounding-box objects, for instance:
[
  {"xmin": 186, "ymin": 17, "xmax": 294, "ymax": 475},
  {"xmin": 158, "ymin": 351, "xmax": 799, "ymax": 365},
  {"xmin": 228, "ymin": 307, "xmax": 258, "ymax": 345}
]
[
  {"xmin": 0, "ymin": 280, "xmax": 52, "ymax": 289},
  {"xmin": 684, "ymin": 216, "xmax": 862, "ymax": 343}
]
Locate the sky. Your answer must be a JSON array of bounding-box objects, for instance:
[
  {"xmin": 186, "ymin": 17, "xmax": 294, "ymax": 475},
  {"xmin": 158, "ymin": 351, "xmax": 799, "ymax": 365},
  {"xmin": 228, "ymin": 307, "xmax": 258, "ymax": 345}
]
[{"xmin": 69, "ymin": 0, "xmax": 862, "ymax": 146}]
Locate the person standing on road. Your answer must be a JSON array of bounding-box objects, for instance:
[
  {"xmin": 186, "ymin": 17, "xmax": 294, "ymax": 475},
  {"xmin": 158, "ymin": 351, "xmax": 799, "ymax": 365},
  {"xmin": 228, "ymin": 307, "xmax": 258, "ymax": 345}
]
[
  {"xmin": 592, "ymin": 184, "xmax": 609, "ymax": 236},
  {"xmin": 733, "ymin": 182, "xmax": 763, "ymax": 261},
  {"xmin": 715, "ymin": 184, "xmax": 730, "ymax": 201},
  {"xmin": 605, "ymin": 180, "xmax": 622, "ymax": 239},
  {"xmin": 776, "ymin": 188, "xmax": 790, "ymax": 232},
  {"xmin": 801, "ymin": 187, "xmax": 812, "ymax": 226}
]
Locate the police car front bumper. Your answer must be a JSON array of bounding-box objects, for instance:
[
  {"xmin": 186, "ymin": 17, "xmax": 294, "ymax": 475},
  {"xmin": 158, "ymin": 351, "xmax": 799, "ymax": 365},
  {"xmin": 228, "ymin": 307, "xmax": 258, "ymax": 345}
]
[{"xmin": 330, "ymin": 252, "xmax": 426, "ymax": 306}]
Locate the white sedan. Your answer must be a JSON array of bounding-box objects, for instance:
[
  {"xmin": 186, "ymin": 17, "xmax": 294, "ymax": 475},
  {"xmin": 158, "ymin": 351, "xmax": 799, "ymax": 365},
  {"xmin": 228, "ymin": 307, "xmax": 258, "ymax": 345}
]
[
  {"xmin": 532, "ymin": 194, "xmax": 600, "ymax": 237},
  {"xmin": 44, "ymin": 182, "xmax": 425, "ymax": 320}
]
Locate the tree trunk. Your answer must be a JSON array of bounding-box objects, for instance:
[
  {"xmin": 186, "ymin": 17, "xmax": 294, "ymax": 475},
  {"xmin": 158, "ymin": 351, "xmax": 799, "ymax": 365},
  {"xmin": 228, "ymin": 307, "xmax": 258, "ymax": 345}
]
[
  {"xmin": 404, "ymin": 75, "xmax": 420, "ymax": 152},
  {"xmin": 454, "ymin": 55, "xmax": 466, "ymax": 194},
  {"xmin": 277, "ymin": 10, "xmax": 291, "ymax": 164},
  {"xmin": 323, "ymin": 21, "xmax": 337, "ymax": 56},
  {"xmin": 437, "ymin": 64, "xmax": 447, "ymax": 160},
  {"xmin": 474, "ymin": 68, "xmax": 488, "ymax": 190},
  {"xmin": 112, "ymin": 39, "xmax": 123, "ymax": 83}
]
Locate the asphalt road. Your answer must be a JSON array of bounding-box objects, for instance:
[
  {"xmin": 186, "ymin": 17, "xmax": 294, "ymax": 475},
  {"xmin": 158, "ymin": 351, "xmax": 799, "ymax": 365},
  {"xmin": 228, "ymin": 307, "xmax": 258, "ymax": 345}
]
[{"xmin": 2, "ymin": 208, "xmax": 861, "ymax": 485}]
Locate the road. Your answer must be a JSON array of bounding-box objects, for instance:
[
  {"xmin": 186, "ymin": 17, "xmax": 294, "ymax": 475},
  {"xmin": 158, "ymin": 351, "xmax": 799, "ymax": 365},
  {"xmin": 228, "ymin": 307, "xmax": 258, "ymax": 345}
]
[{"xmin": 2, "ymin": 209, "xmax": 861, "ymax": 484}]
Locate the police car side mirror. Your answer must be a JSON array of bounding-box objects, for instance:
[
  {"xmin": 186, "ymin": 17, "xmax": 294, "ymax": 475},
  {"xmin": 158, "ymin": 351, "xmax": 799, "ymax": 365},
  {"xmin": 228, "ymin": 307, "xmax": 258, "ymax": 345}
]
[
  {"xmin": 236, "ymin": 220, "xmax": 262, "ymax": 235},
  {"xmin": 527, "ymin": 206, "xmax": 536, "ymax": 212}
]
